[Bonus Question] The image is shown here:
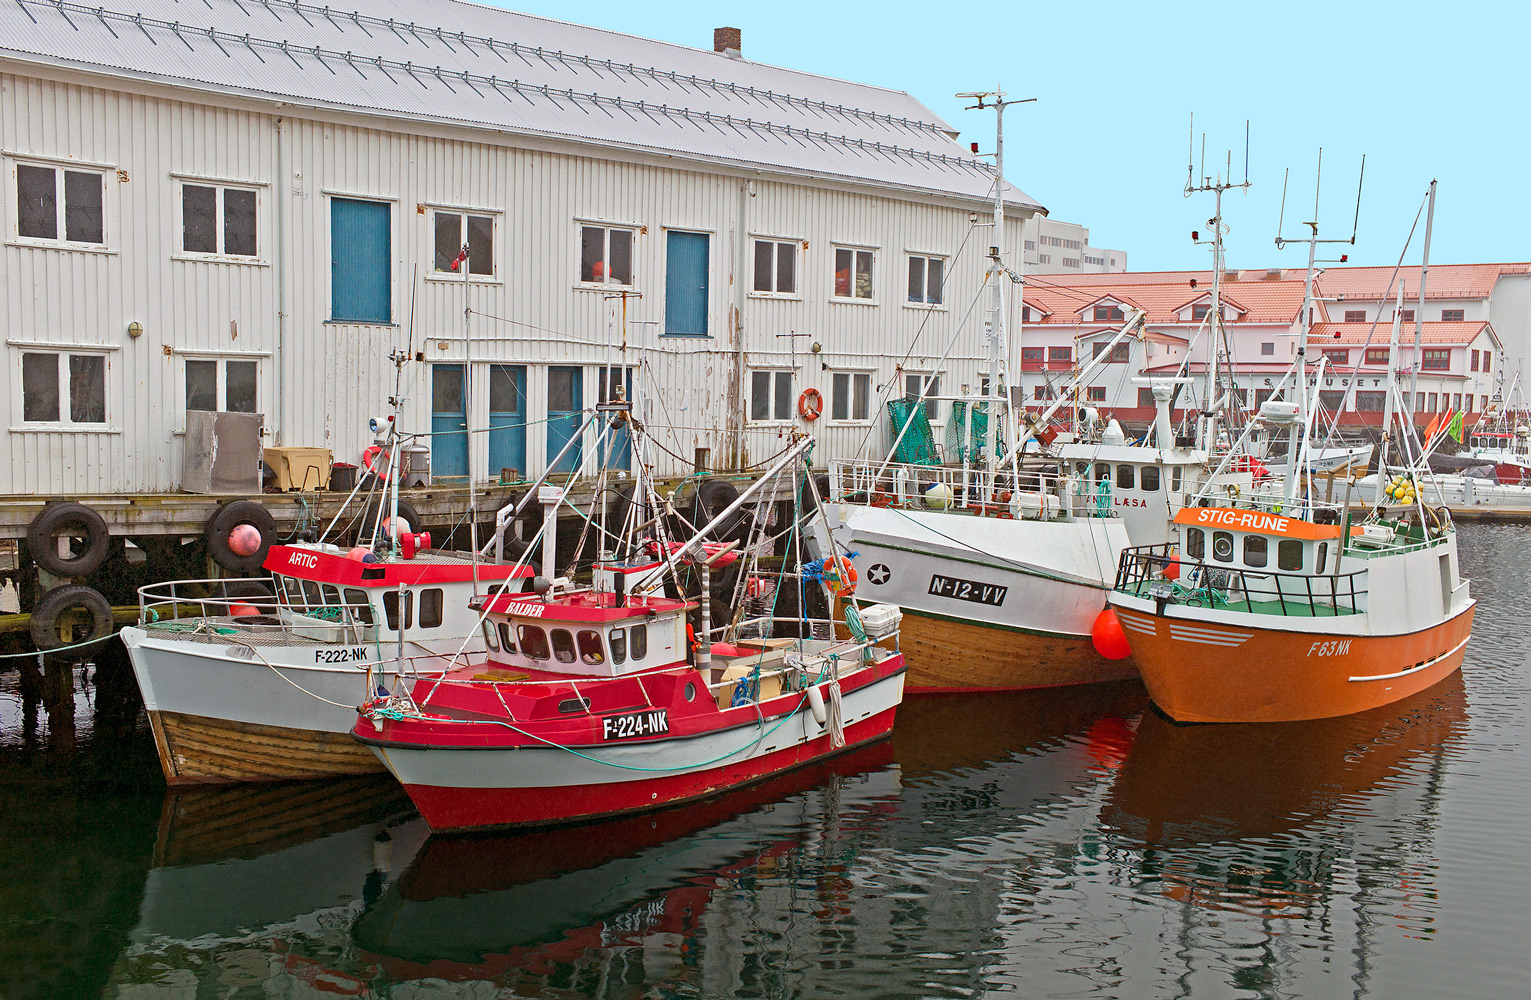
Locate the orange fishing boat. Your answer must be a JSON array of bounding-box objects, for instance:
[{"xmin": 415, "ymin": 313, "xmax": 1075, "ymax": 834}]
[{"xmin": 1108, "ymin": 346, "xmax": 1475, "ymax": 723}]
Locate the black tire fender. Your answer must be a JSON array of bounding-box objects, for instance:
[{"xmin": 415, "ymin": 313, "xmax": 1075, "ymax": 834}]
[
  {"xmin": 30, "ymin": 584, "xmax": 114, "ymax": 651},
  {"xmin": 206, "ymin": 501, "xmax": 278, "ymax": 573},
  {"xmin": 27, "ymin": 502, "xmax": 111, "ymax": 578}
]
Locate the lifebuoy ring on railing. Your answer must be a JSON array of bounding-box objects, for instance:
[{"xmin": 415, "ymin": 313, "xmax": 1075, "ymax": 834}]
[
  {"xmin": 823, "ymin": 555, "xmax": 857, "ymax": 596},
  {"xmin": 798, "ymin": 388, "xmax": 823, "ymax": 421},
  {"xmin": 361, "ymin": 445, "xmax": 392, "ymax": 480}
]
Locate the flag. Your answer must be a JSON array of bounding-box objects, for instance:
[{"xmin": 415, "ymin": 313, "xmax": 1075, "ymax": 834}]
[
  {"xmin": 1423, "ymin": 409, "xmax": 1445, "ymax": 442},
  {"xmin": 1448, "ymin": 411, "xmax": 1465, "ymax": 442},
  {"xmin": 449, "ymin": 244, "xmax": 469, "ymax": 271}
]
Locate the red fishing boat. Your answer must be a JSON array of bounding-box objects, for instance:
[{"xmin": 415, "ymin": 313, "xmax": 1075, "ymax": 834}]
[{"xmin": 354, "ymin": 435, "xmax": 907, "ymax": 831}]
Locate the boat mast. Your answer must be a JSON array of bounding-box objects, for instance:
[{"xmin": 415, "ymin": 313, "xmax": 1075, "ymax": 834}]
[
  {"xmin": 958, "ymin": 88, "xmax": 1032, "ymax": 492},
  {"xmin": 1185, "ymin": 118, "xmax": 1251, "ymax": 453},
  {"xmin": 1406, "ymin": 179, "xmax": 1437, "ymax": 422}
]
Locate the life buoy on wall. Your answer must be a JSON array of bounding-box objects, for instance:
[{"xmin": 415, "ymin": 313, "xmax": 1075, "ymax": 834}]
[{"xmin": 797, "ymin": 388, "xmax": 824, "ymax": 421}]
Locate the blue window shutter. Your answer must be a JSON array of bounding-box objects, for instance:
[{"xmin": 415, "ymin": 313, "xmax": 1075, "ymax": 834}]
[
  {"xmin": 331, "ymin": 198, "xmax": 391, "ymax": 323},
  {"xmin": 665, "ymin": 231, "xmax": 710, "ymax": 337}
]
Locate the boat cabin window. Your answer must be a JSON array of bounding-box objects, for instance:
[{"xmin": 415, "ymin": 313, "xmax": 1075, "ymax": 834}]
[
  {"xmin": 342, "ymin": 588, "xmax": 374, "ymax": 625},
  {"xmin": 1096, "ymin": 464, "xmax": 1111, "ymax": 481},
  {"xmin": 482, "ymin": 620, "xmax": 499, "ymax": 650},
  {"xmin": 383, "ymin": 592, "xmax": 412, "ymax": 630},
  {"xmin": 1141, "ymin": 466, "xmax": 1160, "ymax": 491},
  {"xmin": 1117, "ymin": 464, "xmax": 1135, "ymax": 490},
  {"xmin": 1075, "ymin": 461, "xmax": 1089, "ymax": 475},
  {"xmin": 417, "ymin": 588, "xmax": 444, "ymax": 629},
  {"xmin": 631, "ymin": 624, "xmax": 648, "ymax": 660},
  {"xmin": 1243, "ymin": 535, "xmax": 1268, "ymax": 568},
  {"xmin": 498, "ymin": 622, "xmax": 517, "ymax": 652},
  {"xmin": 550, "ymin": 629, "xmax": 577, "ymax": 664},
  {"xmin": 1278, "ymin": 539, "xmax": 1304, "ymax": 571},
  {"xmin": 320, "ymin": 584, "xmax": 342, "ymax": 607},
  {"xmin": 519, "ymin": 625, "xmax": 550, "ymax": 660},
  {"xmin": 1186, "ymin": 528, "xmax": 1205, "ymax": 559},
  {"xmin": 1211, "ymin": 531, "xmax": 1234, "ymax": 563},
  {"xmin": 1171, "ymin": 467, "xmax": 1183, "ymax": 491},
  {"xmin": 610, "ymin": 627, "xmax": 627, "ymax": 665},
  {"xmin": 301, "ymin": 579, "xmax": 323, "ymax": 609},
  {"xmin": 577, "ymin": 630, "xmax": 605, "ymax": 665},
  {"xmin": 1316, "ymin": 542, "xmax": 1329, "ymax": 574}
]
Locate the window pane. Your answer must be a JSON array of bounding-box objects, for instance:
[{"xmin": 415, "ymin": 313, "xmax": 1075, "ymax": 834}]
[
  {"xmin": 608, "ymin": 229, "xmax": 633, "ymax": 284},
  {"xmin": 418, "ymin": 588, "xmax": 444, "ymax": 628},
  {"xmin": 434, "ymin": 212, "xmax": 463, "ymax": 271},
  {"xmin": 63, "ymin": 170, "xmax": 103, "ymax": 243},
  {"xmin": 577, "ymin": 629, "xmax": 605, "ymax": 664},
  {"xmin": 547, "ymin": 367, "xmax": 576, "ymax": 411},
  {"xmin": 927, "ymin": 258, "xmax": 944, "ymax": 304},
  {"xmin": 1244, "ymin": 535, "xmax": 1268, "ymax": 568},
  {"xmin": 185, "ymin": 359, "xmax": 217, "ymax": 411},
  {"xmin": 630, "ymin": 623, "xmax": 647, "ymax": 659},
  {"xmin": 834, "ymin": 248, "xmax": 852, "ymax": 297},
  {"xmin": 382, "ymin": 592, "xmax": 413, "ymax": 630},
  {"xmin": 750, "ymin": 371, "xmax": 770, "ymax": 420},
  {"xmin": 1116, "ymin": 464, "xmax": 1135, "ymax": 490},
  {"xmin": 907, "ymin": 256, "xmax": 925, "ymax": 303},
  {"xmin": 1211, "ymin": 530, "xmax": 1233, "ymax": 563},
  {"xmin": 343, "ymin": 589, "xmax": 374, "ymax": 625},
  {"xmin": 490, "ymin": 365, "xmax": 524, "ymax": 413},
  {"xmin": 224, "ymin": 188, "xmax": 257, "ymax": 256},
  {"xmin": 518, "ymin": 625, "xmax": 550, "ymax": 659},
  {"xmin": 1315, "ymin": 542, "xmax": 1328, "ymax": 574},
  {"xmin": 1278, "ymin": 539, "xmax": 1304, "ymax": 571},
  {"xmin": 580, "ymin": 226, "xmax": 603, "ymax": 282},
  {"xmin": 832, "ymin": 372, "xmax": 849, "ymax": 420},
  {"xmin": 550, "ymin": 628, "xmax": 577, "ymax": 663},
  {"xmin": 499, "ymin": 622, "xmax": 517, "ymax": 652},
  {"xmin": 433, "ymin": 364, "xmax": 465, "ymax": 413},
  {"xmin": 183, "ymin": 184, "xmax": 217, "ymax": 254},
  {"xmin": 1140, "ymin": 466, "xmax": 1160, "ymax": 491},
  {"xmin": 22, "ymin": 353, "xmax": 60, "ymax": 422},
  {"xmin": 467, "ymin": 215, "xmax": 494, "ymax": 275},
  {"xmin": 1186, "ymin": 528, "xmax": 1204, "ymax": 559},
  {"xmin": 753, "ymin": 241, "xmax": 773, "ymax": 292},
  {"xmin": 773, "ymin": 371, "xmax": 792, "ymax": 420},
  {"xmin": 853, "ymin": 373, "xmax": 870, "ymax": 420},
  {"xmin": 777, "ymin": 242, "xmax": 796, "ymax": 293},
  {"xmin": 924, "ymin": 375, "xmax": 940, "ymax": 420},
  {"xmin": 855, "ymin": 251, "xmax": 873, "ymax": 298},
  {"xmin": 17, "ymin": 165, "xmax": 57, "ymax": 240},
  {"xmin": 226, "ymin": 361, "xmax": 257, "ymax": 413},
  {"xmin": 609, "ymin": 628, "xmax": 626, "ymax": 665}
]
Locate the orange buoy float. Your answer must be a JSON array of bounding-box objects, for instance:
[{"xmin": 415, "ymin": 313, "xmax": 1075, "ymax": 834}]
[
  {"xmin": 1163, "ymin": 559, "xmax": 1180, "ymax": 581},
  {"xmin": 1090, "ymin": 607, "xmax": 1132, "ymax": 660},
  {"xmin": 823, "ymin": 555, "xmax": 857, "ymax": 596}
]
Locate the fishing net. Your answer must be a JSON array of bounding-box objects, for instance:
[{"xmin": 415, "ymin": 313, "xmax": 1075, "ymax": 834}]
[
  {"xmin": 946, "ymin": 402, "xmax": 1004, "ymax": 465},
  {"xmin": 886, "ymin": 397, "xmax": 939, "ymax": 465}
]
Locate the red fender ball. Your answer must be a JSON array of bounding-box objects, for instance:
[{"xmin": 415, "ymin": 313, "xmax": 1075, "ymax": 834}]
[
  {"xmin": 1091, "ymin": 608, "xmax": 1132, "ymax": 661},
  {"xmin": 227, "ymin": 523, "xmax": 263, "ymax": 557},
  {"xmin": 229, "ymin": 602, "xmax": 259, "ymax": 618}
]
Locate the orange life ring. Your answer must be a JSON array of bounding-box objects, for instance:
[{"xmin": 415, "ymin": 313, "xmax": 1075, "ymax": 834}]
[
  {"xmin": 798, "ymin": 388, "xmax": 824, "ymax": 421},
  {"xmin": 823, "ymin": 555, "xmax": 857, "ymax": 596},
  {"xmin": 361, "ymin": 445, "xmax": 392, "ymax": 480}
]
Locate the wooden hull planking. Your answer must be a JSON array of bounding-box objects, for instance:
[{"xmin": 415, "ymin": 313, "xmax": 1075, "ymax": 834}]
[
  {"xmin": 895, "ymin": 608, "xmax": 1138, "ymax": 692},
  {"xmin": 148, "ymin": 710, "xmax": 385, "ymax": 786}
]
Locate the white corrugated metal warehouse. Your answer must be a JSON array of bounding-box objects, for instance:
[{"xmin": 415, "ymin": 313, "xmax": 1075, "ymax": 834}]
[{"xmin": 0, "ymin": 0, "xmax": 1041, "ymax": 497}]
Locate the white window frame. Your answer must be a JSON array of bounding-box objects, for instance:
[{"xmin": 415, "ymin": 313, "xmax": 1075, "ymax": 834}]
[
  {"xmin": 6, "ymin": 155, "xmax": 113, "ymax": 253},
  {"xmin": 575, "ymin": 219, "xmax": 639, "ymax": 290},
  {"xmin": 749, "ymin": 236, "xmax": 801, "ymax": 298},
  {"xmin": 425, "ymin": 203, "xmax": 502, "ymax": 284},
  {"xmin": 905, "ymin": 252, "xmax": 948, "ymax": 309},
  {"xmin": 183, "ymin": 355, "xmax": 263, "ymax": 413},
  {"xmin": 748, "ymin": 368, "xmax": 796, "ymax": 424},
  {"xmin": 831, "ymin": 243, "xmax": 877, "ymax": 304},
  {"xmin": 9, "ymin": 341, "xmax": 119, "ymax": 432},
  {"xmin": 903, "ymin": 371, "xmax": 944, "ymax": 425},
  {"xmin": 172, "ymin": 174, "xmax": 267, "ymax": 264},
  {"xmin": 829, "ymin": 369, "xmax": 875, "ymax": 425}
]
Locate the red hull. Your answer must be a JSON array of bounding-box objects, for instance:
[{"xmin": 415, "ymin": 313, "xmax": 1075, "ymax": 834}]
[{"xmin": 401, "ymin": 706, "xmax": 899, "ymax": 830}]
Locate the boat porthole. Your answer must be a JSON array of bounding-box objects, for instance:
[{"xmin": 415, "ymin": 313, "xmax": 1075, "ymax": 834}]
[
  {"xmin": 1213, "ymin": 534, "xmax": 1234, "ymax": 560},
  {"xmin": 684, "ymin": 682, "xmax": 697, "ymax": 702}
]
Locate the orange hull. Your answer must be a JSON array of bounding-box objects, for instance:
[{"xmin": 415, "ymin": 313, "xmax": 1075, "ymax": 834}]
[{"xmin": 1112, "ymin": 602, "xmax": 1474, "ymax": 723}]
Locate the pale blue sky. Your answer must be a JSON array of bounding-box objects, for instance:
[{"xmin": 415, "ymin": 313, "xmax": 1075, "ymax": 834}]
[{"xmin": 495, "ymin": 0, "xmax": 1527, "ymax": 272}]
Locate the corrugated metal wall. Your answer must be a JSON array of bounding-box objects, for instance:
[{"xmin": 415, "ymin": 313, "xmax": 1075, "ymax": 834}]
[{"xmin": 1, "ymin": 69, "xmax": 1030, "ymax": 494}]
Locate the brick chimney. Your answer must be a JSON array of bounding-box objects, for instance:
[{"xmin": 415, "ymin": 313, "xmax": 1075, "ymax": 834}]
[{"xmin": 713, "ymin": 26, "xmax": 742, "ymax": 57}]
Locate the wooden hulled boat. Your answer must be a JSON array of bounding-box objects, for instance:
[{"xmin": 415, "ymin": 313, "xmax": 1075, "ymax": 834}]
[{"xmin": 121, "ymin": 543, "xmax": 532, "ymax": 784}]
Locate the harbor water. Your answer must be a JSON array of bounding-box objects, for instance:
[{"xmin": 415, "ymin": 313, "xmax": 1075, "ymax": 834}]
[{"xmin": 2, "ymin": 522, "xmax": 1527, "ymax": 999}]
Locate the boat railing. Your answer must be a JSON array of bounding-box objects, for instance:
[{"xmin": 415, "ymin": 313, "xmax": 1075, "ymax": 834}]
[
  {"xmin": 1113, "ymin": 542, "xmax": 1368, "ymax": 617},
  {"xmin": 1190, "ymin": 489, "xmax": 1348, "ymax": 523},
  {"xmin": 829, "ymin": 460, "xmax": 1112, "ymax": 520},
  {"xmin": 137, "ymin": 576, "xmax": 379, "ymax": 645}
]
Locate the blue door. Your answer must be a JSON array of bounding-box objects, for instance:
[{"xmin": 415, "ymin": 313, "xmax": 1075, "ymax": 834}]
[
  {"xmin": 488, "ymin": 364, "xmax": 527, "ymax": 480},
  {"xmin": 432, "ymin": 365, "xmax": 468, "ymax": 480},
  {"xmin": 331, "ymin": 198, "xmax": 391, "ymax": 323},
  {"xmin": 598, "ymin": 366, "xmax": 633, "ymax": 471},
  {"xmin": 547, "ymin": 366, "xmax": 583, "ymax": 474},
  {"xmin": 664, "ymin": 231, "xmax": 709, "ymax": 337}
]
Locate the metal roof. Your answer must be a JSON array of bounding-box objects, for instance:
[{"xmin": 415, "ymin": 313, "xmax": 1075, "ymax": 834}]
[{"xmin": 0, "ymin": 0, "xmax": 1041, "ymax": 209}]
